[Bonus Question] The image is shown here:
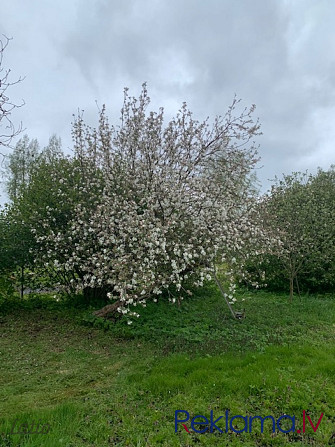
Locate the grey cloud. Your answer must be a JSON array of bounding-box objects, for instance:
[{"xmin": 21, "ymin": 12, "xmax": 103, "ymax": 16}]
[{"xmin": 1, "ymin": 0, "xmax": 335, "ymax": 204}]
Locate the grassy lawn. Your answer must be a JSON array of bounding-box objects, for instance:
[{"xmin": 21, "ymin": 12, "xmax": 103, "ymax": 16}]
[{"xmin": 0, "ymin": 285, "xmax": 334, "ymax": 446}]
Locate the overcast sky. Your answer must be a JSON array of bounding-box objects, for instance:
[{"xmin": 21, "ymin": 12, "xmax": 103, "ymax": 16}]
[{"xmin": 1, "ymin": 0, "xmax": 335, "ymax": 202}]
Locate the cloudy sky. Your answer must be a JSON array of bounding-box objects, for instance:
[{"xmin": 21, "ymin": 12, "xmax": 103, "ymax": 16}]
[{"xmin": 1, "ymin": 0, "xmax": 335, "ymax": 200}]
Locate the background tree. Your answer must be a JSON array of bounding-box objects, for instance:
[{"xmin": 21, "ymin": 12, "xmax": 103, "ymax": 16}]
[
  {"xmin": 252, "ymin": 169, "xmax": 335, "ymax": 299},
  {"xmin": 5, "ymin": 134, "xmax": 39, "ymax": 200},
  {"xmin": 299, "ymin": 167, "xmax": 335, "ymax": 291},
  {"xmin": 0, "ymin": 135, "xmax": 64, "ymax": 296},
  {"xmin": 40, "ymin": 134, "xmax": 62, "ymax": 162},
  {"xmin": 0, "ymin": 203, "xmax": 35, "ymax": 298},
  {"xmin": 258, "ymin": 173, "xmax": 315, "ymax": 300}
]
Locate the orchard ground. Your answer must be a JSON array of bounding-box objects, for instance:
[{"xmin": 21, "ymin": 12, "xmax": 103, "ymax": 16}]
[{"xmin": 0, "ymin": 284, "xmax": 334, "ymax": 446}]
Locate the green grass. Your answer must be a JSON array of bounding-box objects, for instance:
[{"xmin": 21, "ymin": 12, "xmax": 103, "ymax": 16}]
[{"xmin": 0, "ymin": 285, "xmax": 334, "ymax": 446}]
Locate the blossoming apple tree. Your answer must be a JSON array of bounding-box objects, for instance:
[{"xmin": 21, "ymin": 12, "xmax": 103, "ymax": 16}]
[{"xmin": 32, "ymin": 84, "xmax": 272, "ymax": 319}]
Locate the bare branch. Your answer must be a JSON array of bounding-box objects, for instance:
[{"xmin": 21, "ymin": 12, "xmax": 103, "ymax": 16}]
[{"xmin": 0, "ymin": 35, "xmax": 25, "ymax": 152}]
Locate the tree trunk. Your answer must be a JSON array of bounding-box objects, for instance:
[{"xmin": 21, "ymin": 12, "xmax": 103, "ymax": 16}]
[
  {"xmin": 213, "ymin": 266, "xmax": 237, "ymax": 320},
  {"xmin": 295, "ymin": 275, "xmax": 301, "ymax": 299},
  {"xmin": 93, "ymin": 300, "xmax": 122, "ymax": 319},
  {"xmin": 20, "ymin": 266, "xmax": 24, "ymax": 299},
  {"xmin": 289, "ymin": 276, "xmax": 294, "ymax": 302}
]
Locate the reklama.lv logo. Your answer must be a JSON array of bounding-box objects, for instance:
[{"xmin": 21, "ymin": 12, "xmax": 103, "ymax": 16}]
[{"xmin": 175, "ymin": 410, "xmax": 324, "ymax": 434}]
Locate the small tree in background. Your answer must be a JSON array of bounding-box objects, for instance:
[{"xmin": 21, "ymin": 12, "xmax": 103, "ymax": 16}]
[
  {"xmin": 300, "ymin": 167, "xmax": 335, "ymax": 291},
  {"xmin": 256, "ymin": 169, "xmax": 335, "ymax": 299},
  {"xmin": 0, "ymin": 135, "xmax": 65, "ymax": 296},
  {"xmin": 40, "ymin": 134, "xmax": 62, "ymax": 162},
  {"xmin": 259, "ymin": 173, "xmax": 314, "ymax": 301},
  {"xmin": 0, "ymin": 203, "xmax": 36, "ymax": 298},
  {"xmin": 5, "ymin": 134, "xmax": 39, "ymax": 200}
]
